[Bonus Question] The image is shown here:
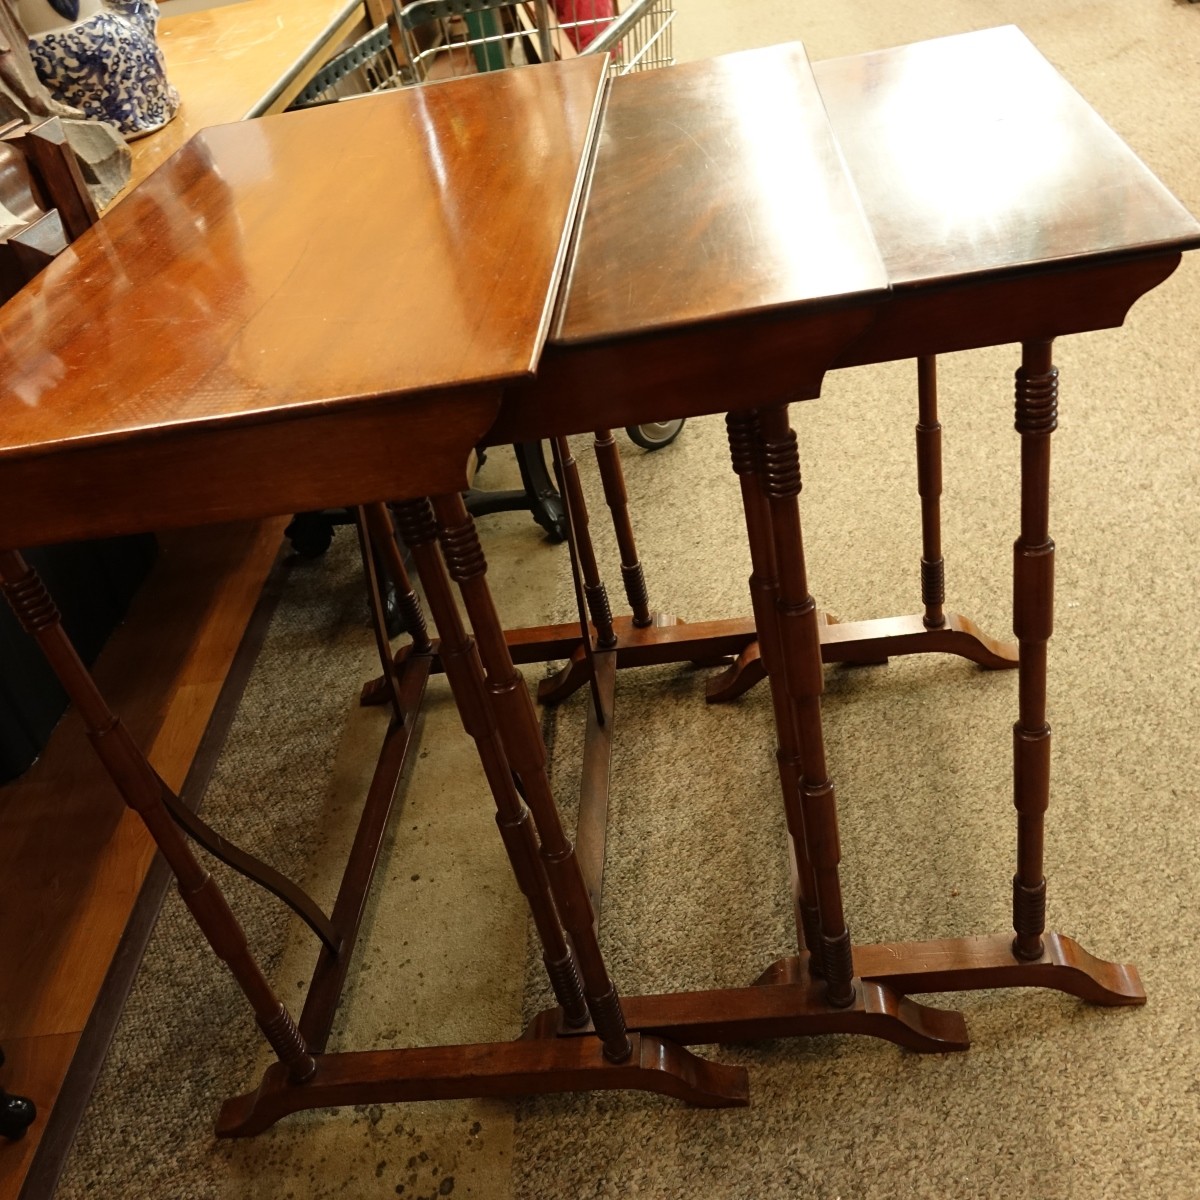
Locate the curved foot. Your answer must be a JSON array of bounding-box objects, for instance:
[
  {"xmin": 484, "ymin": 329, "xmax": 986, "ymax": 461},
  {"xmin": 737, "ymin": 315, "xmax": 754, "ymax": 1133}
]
[
  {"xmin": 937, "ymin": 612, "xmax": 1019, "ymax": 670},
  {"xmin": 705, "ymin": 642, "xmax": 766, "ymax": 703},
  {"xmin": 759, "ymin": 933, "xmax": 1144, "ymax": 1007},
  {"xmin": 624, "ymin": 1036, "xmax": 750, "ymax": 1108},
  {"xmin": 856, "ymin": 982, "xmax": 972, "ymax": 1053},
  {"xmin": 538, "ymin": 647, "xmax": 591, "ymax": 706},
  {"xmin": 704, "ymin": 610, "xmax": 855, "ymax": 703},
  {"xmin": 818, "ymin": 611, "xmax": 1018, "ymax": 670},
  {"xmin": 1009, "ymin": 932, "xmax": 1144, "ymax": 1006},
  {"xmin": 216, "ymin": 1034, "xmax": 747, "ymax": 1135}
]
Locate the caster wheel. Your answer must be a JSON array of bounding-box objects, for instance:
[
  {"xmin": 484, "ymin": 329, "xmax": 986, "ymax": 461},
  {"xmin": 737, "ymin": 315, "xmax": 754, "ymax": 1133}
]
[
  {"xmin": 531, "ymin": 498, "xmax": 568, "ymax": 544},
  {"xmin": 625, "ymin": 418, "xmax": 685, "ymax": 451},
  {"xmin": 546, "ymin": 514, "xmax": 569, "ymax": 544},
  {"xmin": 285, "ymin": 513, "xmax": 335, "ymax": 558},
  {"xmin": 0, "ymin": 1091, "xmax": 36, "ymax": 1140},
  {"xmin": 0, "ymin": 1051, "xmax": 35, "ymax": 1141}
]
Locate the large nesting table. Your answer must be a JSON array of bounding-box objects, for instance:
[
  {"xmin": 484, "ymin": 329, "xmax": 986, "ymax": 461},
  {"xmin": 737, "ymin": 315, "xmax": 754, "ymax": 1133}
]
[
  {"xmin": 2, "ymin": 26, "xmax": 1198, "ymax": 1136},
  {"xmin": 0, "ymin": 56, "xmax": 748, "ymax": 1135}
]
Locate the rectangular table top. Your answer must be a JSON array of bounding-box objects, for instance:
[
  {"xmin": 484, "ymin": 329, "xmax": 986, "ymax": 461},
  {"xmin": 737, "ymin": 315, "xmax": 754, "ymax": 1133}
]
[
  {"xmin": 491, "ymin": 27, "xmax": 1200, "ymax": 442},
  {"xmin": 552, "ymin": 26, "xmax": 1200, "ymax": 348},
  {"xmin": 811, "ymin": 25, "xmax": 1200, "ymax": 292},
  {"xmin": 4, "ymin": 28, "xmax": 1200, "ymax": 545},
  {"xmin": 0, "ymin": 56, "xmax": 606, "ymax": 469},
  {"xmin": 0, "ymin": 57, "xmax": 607, "ymax": 548}
]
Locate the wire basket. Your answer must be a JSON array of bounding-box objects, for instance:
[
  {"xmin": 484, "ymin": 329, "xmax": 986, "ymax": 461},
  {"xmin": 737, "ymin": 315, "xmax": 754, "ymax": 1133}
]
[{"xmin": 291, "ymin": 0, "xmax": 674, "ymax": 107}]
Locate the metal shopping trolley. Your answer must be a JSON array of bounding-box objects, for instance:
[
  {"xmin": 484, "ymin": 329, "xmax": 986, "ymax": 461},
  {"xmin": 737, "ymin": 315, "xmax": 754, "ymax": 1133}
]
[
  {"xmin": 292, "ymin": 0, "xmax": 683, "ymax": 453},
  {"xmin": 294, "ymin": 0, "xmax": 675, "ymax": 100}
]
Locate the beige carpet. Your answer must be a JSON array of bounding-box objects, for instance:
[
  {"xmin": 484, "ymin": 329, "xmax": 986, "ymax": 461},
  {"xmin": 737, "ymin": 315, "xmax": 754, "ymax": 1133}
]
[{"xmin": 58, "ymin": 1, "xmax": 1200, "ymax": 1196}]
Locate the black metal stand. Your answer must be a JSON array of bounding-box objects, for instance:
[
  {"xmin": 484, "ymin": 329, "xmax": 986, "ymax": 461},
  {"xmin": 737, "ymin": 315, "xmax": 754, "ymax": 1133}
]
[
  {"xmin": 286, "ymin": 441, "xmax": 566, "ymax": 565},
  {"xmin": 463, "ymin": 441, "xmax": 567, "ymax": 542}
]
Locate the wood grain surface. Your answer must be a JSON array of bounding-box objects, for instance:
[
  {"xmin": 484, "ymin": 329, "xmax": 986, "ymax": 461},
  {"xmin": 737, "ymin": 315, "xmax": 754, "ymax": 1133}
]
[
  {"xmin": 554, "ymin": 41, "xmax": 887, "ymax": 345},
  {"xmin": 0, "ymin": 58, "xmax": 607, "ymax": 546},
  {"xmin": 812, "ymin": 25, "xmax": 1200, "ymax": 290},
  {"xmin": 496, "ymin": 32, "xmax": 1200, "ymax": 441}
]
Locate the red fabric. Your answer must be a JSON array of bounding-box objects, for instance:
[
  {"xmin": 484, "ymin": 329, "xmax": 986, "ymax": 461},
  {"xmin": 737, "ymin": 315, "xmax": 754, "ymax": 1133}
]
[{"xmin": 552, "ymin": 0, "xmax": 615, "ymax": 51}]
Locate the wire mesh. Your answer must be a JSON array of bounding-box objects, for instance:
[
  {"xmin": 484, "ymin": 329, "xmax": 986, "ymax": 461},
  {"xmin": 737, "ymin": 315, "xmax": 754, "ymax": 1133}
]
[{"xmin": 290, "ymin": 0, "xmax": 674, "ymax": 108}]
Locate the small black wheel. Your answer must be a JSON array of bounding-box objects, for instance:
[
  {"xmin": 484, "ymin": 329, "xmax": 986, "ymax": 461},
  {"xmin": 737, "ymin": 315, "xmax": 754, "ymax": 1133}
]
[
  {"xmin": 625, "ymin": 418, "xmax": 685, "ymax": 451},
  {"xmin": 0, "ymin": 1090, "xmax": 36, "ymax": 1140},
  {"xmin": 531, "ymin": 495, "xmax": 569, "ymax": 544},
  {"xmin": 285, "ymin": 513, "xmax": 335, "ymax": 558},
  {"xmin": 0, "ymin": 1052, "xmax": 35, "ymax": 1141}
]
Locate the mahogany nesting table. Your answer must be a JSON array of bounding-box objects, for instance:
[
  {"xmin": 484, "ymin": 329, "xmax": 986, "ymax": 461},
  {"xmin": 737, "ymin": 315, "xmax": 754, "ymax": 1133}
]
[{"xmin": 2, "ymin": 25, "xmax": 1198, "ymax": 1137}]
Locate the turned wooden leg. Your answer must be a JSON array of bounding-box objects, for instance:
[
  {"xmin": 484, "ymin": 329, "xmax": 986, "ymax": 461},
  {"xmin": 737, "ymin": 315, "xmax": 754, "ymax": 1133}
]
[
  {"xmin": 1011, "ymin": 341, "xmax": 1057, "ymax": 961},
  {"xmin": 548, "ymin": 438, "xmax": 608, "ymax": 724},
  {"xmin": 756, "ymin": 406, "xmax": 855, "ymax": 1007},
  {"xmin": 551, "ymin": 436, "xmax": 617, "ymax": 650},
  {"xmin": 431, "ymin": 492, "xmax": 632, "ymax": 1062},
  {"xmin": 0, "ymin": 550, "xmax": 316, "ymax": 1083},
  {"xmin": 916, "ymin": 356, "xmax": 947, "ymax": 630},
  {"xmin": 592, "ymin": 429, "xmax": 652, "ymax": 627},
  {"xmin": 724, "ymin": 411, "xmax": 823, "ymax": 971},
  {"xmin": 391, "ymin": 500, "xmax": 591, "ymax": 1028}
]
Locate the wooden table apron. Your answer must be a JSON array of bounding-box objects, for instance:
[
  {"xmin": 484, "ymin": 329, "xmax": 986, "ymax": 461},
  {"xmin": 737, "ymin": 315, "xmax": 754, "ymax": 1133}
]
[
  {"xmin": 476, "ymin": 30, "xmax": 1200, "ymax": 1052},
  {"xmin": 0, "ymin": 57, "xmax": 761, "ymax": 1135}
]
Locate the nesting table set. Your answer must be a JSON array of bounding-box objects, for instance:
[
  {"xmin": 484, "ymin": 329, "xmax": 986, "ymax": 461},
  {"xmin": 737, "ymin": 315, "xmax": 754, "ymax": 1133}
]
[{"xmin": 1, "ymin": 27, "xmax": 1197, "ymax": 1135}]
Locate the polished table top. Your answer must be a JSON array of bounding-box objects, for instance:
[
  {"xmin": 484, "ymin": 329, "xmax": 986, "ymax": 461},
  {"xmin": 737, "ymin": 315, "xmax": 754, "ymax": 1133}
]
[
  {"xmin": 493, "ymin": 26, "xmax": 1200, "ymax": 442},
  {"xmin": 813, "ymin": 26, "xmax": 1200, "ymax": 291},
  {"xmin": 0, "ymin": 57, "xmax": 607, "ymax": 548},
  {"xmin": 555, "ymin": 41, "xmax": 887, "ymax": 345}
]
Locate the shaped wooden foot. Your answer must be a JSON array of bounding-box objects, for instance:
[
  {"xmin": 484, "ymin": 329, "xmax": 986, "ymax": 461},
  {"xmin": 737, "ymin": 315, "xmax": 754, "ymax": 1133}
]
[
  {"xmin": 705, "ymin": 611, "xmax": 1017, "ymax": 703},
  {"xmin": 704, "ymin": 640, "xmax": 765, "ymax": 702},
  {"xmin": 817, "ymin": 611, "xmax": 1017, "ymax": 670},
  {"xmin": 216, "ymin": 1033, "xmax": 749, "ymax": 1136},
  {"xmin": 755, "ymin": 933, "xmax": 1144, "ymax": 1007},
  {"xmin": 530, "ymin": 976, "xmax": 969, "ymax": 1055}
]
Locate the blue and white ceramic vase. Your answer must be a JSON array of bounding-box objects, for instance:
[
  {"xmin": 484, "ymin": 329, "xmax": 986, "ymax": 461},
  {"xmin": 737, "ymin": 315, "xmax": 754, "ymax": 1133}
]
[{"xmin": 21, "ymin": 0, "xmax": 180, "ymax": 139}]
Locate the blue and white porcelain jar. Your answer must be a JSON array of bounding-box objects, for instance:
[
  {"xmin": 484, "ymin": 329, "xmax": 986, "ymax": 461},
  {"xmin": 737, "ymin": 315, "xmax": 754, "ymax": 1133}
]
[{"xmin": 20, "ymin": 0, "xmax": 180, "ymax": 138}]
